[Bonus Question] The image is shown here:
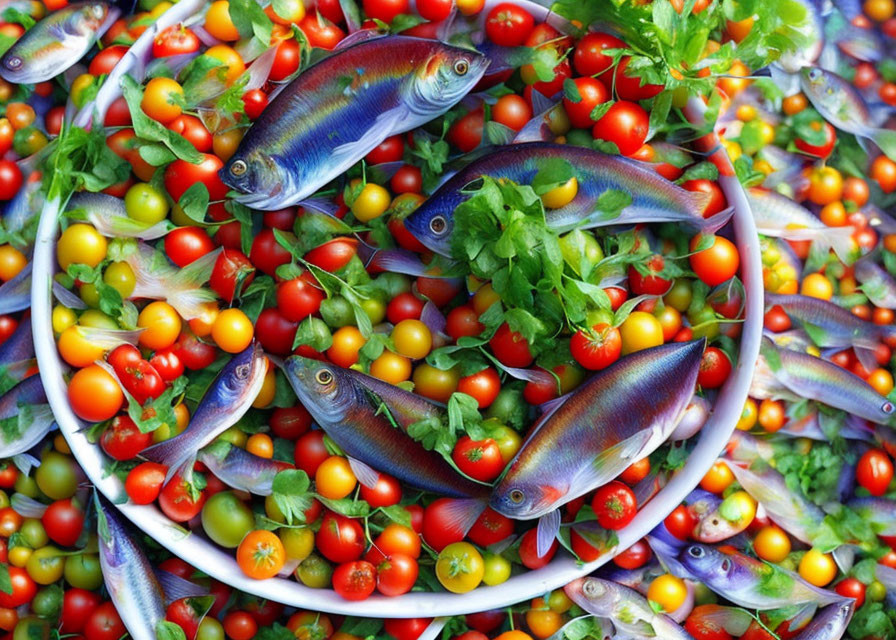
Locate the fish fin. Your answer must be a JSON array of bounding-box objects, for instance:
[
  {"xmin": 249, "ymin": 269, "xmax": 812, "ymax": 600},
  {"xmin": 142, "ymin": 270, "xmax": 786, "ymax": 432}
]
[
  {"xmin": 141, "ymin": 439, "xmax": 194, "ymax": 485},
  {"xmin": 361, "ymin": 246, "xmax": 443, "ymax": 276},
  {"xmin": 10, "ymin": 493, "xmax": 47, "ymax": 518},
  {"xmin": 701, "ymin": 205, "xmax": 736, "ymax": 234},
  {"xmin": 802, "ymin": 322, "xmax": 831, "ymax": 347},
  {"xmin": 329, "ymin": 107, "xmax": 410, "ymax": 174},
  {"xmin": 170, "ymin": 246, "xmax": 222, "ymax": 291},
  {"xmin": 698, "ymin": 608, "xmax": 755, "ymax": 636},
  {"xmin": 298, "ymin": 197, "xmax": 342, "ymax": 217},
  {"xmin": 538, "ymin": 394, "xmax": 569, "ymax": 418},
  {"xmin": 817, "ymin": 225, "xmax": 858, "ymax": 263},
  {"xmin": 347, "ymin": 457, "xmax": 380, "ymax": 489},
  {"xmin": 438, "ymin": 498, "xmax": 486, "ymax": 536},
  {"xmin": 154, "ymin": 569, "xmax": 207, "ymax": 605},
  {"xmin": 575, "ymin": 429, "xmax": 656, "ymax": 489},
  {"xmin": 871, "ymin": 128, "xmax": 896, "ymax": 161},
  {"xmin": 337, "ymin": 0, "xmax": 362, "ymax": 33},
  {"xmin": 832, "ymin": 544, "xmax": 855, "ymax": 573},
  {"xmin": 855, "ymin": 345, "xmax": 880, "ymax": 375},
  {"xmin": 536, "ymin": 509, "xmax": 561, "ymax": 557},
  {"xmin": 11, "ymin": 453, "xmax": 39, "ymax": 476},
  {"xmin": 788, "ymin": 604, "xmax": 818, "ymax": 632}
]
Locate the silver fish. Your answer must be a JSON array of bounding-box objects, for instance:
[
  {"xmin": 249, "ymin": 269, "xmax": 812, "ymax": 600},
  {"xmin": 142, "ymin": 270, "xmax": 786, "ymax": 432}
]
[
  {"xmin": 0, "ymin": 262, "xmax": 31, "ymax": 315},
  {"xmin": 0, "ymin": 376, "xmax": 53, "ymax": 458},
  {"xmin": 0, "ymin": 320, "xmax": 34, "ymax": 394},
  {"xmin": 791, "ymin": 601, "xmax": 854, "ymax": 640},
  {"xmin": 197, "ymin": 440, "xmax": 289, "ymax": 496},
  {"xmin": 854, "ymin": 256, "xmax": 896, "ymax": 309}
]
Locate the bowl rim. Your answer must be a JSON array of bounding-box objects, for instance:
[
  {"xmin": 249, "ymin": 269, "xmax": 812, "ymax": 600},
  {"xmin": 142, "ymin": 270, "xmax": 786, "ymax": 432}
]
[{"xmin": 31, "ymin": 0, "xmax": 764, "ymax": 618}]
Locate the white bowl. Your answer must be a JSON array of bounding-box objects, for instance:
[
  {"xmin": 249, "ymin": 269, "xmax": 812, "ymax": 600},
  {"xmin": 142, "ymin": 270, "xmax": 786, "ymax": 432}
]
[{"xmin": 32, "ymin": 0, "xmax": 763, "ymax": 618}]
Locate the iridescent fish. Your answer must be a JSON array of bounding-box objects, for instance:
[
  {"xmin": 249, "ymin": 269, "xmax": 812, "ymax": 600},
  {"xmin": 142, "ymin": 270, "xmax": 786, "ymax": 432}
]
[
  {"xmin": 197, "ymin": 440, "xmax": 290, "ymax": 496},
  {"xmin": 854, "ymin": 256, "xmax": 896, "ymax": 309},
  {"xmin": 96, "ymin": 493, "xmax": 206, "ymax": 640},
  {"xmin": 801, "ymin": 67, "xmax": 896, "ymax": 160},
  {"xmin": 790, "ymin": 601, "xmax": 854, "ymax": 640},
  {"xmin": 747, "ymin": 188, "xmax": 855, "ymax": 263},
  {"xmin": 765, "ymin": 292, "xmax": 896, "ymax": 371},
  {"xmin": 688, "ymin": 489, "xmax": 753, "ymax": 543},
  {"xmin": 142, "ymin": 342, "xmax": 267, "ymax": 484},
  {"xmin": 282, "ymin": 355, "xmax": 490, "ymax": 523},
  {"xmin": 564, "ymin": 577, "xmax": 694, "ymax": 640},
  {"xmin": 0, "ymin": 2, "xmax": 119, "ymax": 84},
  {"xmin": 0, "ymin": 262, "xmax": 31, "ymax": 315},
  {"xmin": 490, "ymin": 340, "xmax": 704, "ymax": 554},
  {"xmin": 679, "ymin": 544, "xmax": 845, "ymax": 611},
  {"xmin": 0, "ymin": 319, "xmax": 34, "ymax": 394},
  {"xmin": 66, "ymin": 192, "xmax": 172, "ymax": 240},
  {"xmin": 751, "ymin": 337, "xmax": 894, "ymax": 424},
  {"xmin": 0, "ymin": 375, "xmax": 54, "ymax": 459},
  {"xmin": 404, "ymin": 143, "xmax": 732, "ymax": 257},
  {"xmin": 221, "ymin": 36, "xmax": 488, "ymax": 210}
]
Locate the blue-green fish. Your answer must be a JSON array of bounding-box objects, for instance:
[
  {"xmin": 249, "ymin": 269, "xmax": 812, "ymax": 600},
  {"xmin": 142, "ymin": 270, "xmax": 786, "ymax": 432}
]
[{"xmin": 221, "ymin": 36, "xmax": 488, "ymax": 210}]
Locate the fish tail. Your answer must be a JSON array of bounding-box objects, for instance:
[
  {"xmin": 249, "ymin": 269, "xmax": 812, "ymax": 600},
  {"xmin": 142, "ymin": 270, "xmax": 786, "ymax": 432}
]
[
  {"xmin": 140, "ymin": 439, "xmax": 193, "ymax": 485},
  {"xmin": 170, "ymin": 247, "xmax": 221, "ymax": 292},
  {"xmin": 870, "ymin": 128, "xmax": 896, "ymax": 162},
  {"xmin": 816, "ymin": 225, "xmax": 858, "ymax": 263},
  {"xmin": 700, "ymin": 205, "xmax": 736, "ymax": 233},
  {"xmin": 439, "ymin": 498, "xmax": 487, "ymax": 536}
]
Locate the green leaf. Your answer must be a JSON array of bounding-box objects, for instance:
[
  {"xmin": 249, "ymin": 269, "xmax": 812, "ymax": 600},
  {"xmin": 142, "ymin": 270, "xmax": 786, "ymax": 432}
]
[
  {"xmin": 378, "ymin": 505, "xmax": 412, "ymax": 527},
  {"xmin": 157, "ymin": 621, "xmax": 188, "ymax": 640},
  {"xmin": 138, "ymin": 143, "xmax": 176, "ymax": 167},
  {"xmin": 120, "ymin": 76, "xmax": 203, "ymax": 164},
  {"xmin": 228, "ymin": 0, "xmax": 273, "ymax": 44},
  {"xmin": 293, "ymin": 317, "xmax": 333, "ymax": 352},
  {"xmin": 531, "ymin": 157, "xmax": 575, "ymax": 196},
  {"xmin": 255, "ymin": 623, "xmax": 297, "ymax": 640},
  {"xmin": 316, "ymin": 496, "xmax": 370, "ymax": 518},
  {"xmin": 563, "ymin": 77, "xmax": 582, "ymax": 103},
  {"xmin": 178, "ymin": 183, "xmax": 210, "ymax": 225},
  {"xmin": 272, "ymin": 469, "xmax": 314, "ymax": 525},
  {"xmin": 596, "ymin": 189, "xmax": 632, "ymax": 218},
  {"xmin": 340, "ymin": 617, "xmax": 383, "ymax": 637},
  {"xmin": 0, "ymin": 563, "xmax": 11, "ymax": 595},
  {"xmin": 589, "ymin": 100, "xmax": 614, "ymax": 123}
]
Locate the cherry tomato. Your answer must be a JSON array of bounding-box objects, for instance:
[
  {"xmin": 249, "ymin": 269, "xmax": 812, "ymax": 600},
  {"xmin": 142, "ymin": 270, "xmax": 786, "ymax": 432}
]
[
  {"xmin": 591, "ymin": 481, "xmax": 637, "ymax": 530},
  {"xmin": 164, "ymin": 153, "xmax": 228, "ymax": 202},
  {"xmin": 573, "ymin": 32, "xmax": 626, "ymax": 76},
  {"xmin": 613, "ymin": 539, "xmax": 652, "ymax": 569},
  {"xmin": 592, "ymin": 100, "xmax": 648, "ymax": 156},
  {"xmin": 159, "ymin": 472, "xmax": 207, "ymax": 523},
  {"xmin": 236, "ymin": 530, "xmax": 286, "ymax": 580},
  {"xmin": 562, "ymin": 76, "xmax": 609, "ymax": 129},
  {"xmin": 422, "ymin": 498, "xmax": 466, "ymax": 551},
  {"xmin": 698, "ymin": 347, "xmax": 732, "ymax": 388},
  {"xmin": 664, "ymin": 504, "xmax": 696, "ymax": 540},
  {"xmin": 153, "ymin": 25, "xmax": 200, "ymax": 57},
  {"xmin": 518, "ymin": 528, "xmax": 558, "ymax": 570},
  {"xmin": 570, "ymin": 323, "xmax": 622, "ymax": 370},
  {"xmin": 316, "ymin": 512, "xmax": 365, "ymax": 563},
  {"xmin": 485, "ymin": 2, "xmax": 534, "ymax": 46},
  {"xmin": 856, "ymin": 448, "xmax": 894, "ymax": 496},
  {"xmin": 489, "ymin": 322, "xmax": 534, "ymax": 368},
  {"xmin": 125, "ymin": 462, "xmax": 167, "ymax": 505},
  {"xmin": 451, "ymin": 436, "xmax": 505, "ymax": 482}
]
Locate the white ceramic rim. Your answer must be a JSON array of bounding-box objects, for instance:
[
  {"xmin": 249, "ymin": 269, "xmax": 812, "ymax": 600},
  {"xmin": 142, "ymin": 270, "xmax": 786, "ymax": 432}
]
[{"xmin": 32, "ymin": 0, "xmax": 763, "ymax": 618}]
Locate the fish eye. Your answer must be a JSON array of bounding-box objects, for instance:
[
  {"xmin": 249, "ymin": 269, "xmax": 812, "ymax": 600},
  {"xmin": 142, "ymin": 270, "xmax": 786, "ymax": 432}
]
[
  {"xmin": 4, "ymin": 56, "xmax": 21, "ymax": 69},
  {"xmin": 509, "ymin": 489, "xmax": 525, "ymax": 504},
  {"xmin": 687, "ymin": 546, "xmax": 704, "ymax": 558},
  {"xmin": 721, "ymin": 558, "xmax": 732, "ymax": 572},
  {"xmin": 315, "ymin": 368, "xmax": 334, "ymax": 385},
  {"xmin": 235, "ymin": 364, "xmax": 250, "ymax": 380},
  {"xmin": 583, "ymin": 581, "xmax": 605, "ymax": 597},
  {"xmin": 430, "ymin": 215, "xmax": 447, "ymax": 235},
  {"xmin": 454, "ymin": 59, "xmax": 469, "ymax": 75},
  {"xmin": 230, "ymin": 160, "xmax": 248, "ymax": 176},
  {"xmin": 883, "ymin": 402, "xmax": 894, "ymax": 414}
]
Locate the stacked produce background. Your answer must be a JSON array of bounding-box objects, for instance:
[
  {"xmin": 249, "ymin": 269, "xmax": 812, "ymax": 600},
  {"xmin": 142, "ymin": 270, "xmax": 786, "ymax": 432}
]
[{"xmin": 0, "ymin": 0, "xmax": 893, "ymax": 637}]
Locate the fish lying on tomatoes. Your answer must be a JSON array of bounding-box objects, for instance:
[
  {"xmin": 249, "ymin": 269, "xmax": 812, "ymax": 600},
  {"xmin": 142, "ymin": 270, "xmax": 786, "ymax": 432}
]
[
  {"xmin": 220, "ymin": 36, "xmax": 489, "ymax": 210},
  {"xmin": 0, "ymin": 1, "xmax": 120, "ymax": 84}
]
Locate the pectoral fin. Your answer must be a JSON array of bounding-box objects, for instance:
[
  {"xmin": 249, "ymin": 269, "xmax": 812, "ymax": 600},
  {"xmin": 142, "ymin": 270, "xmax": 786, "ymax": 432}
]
[{"xmin": 536, "ymin": 509, "xmax": 561, "ymax": 558}]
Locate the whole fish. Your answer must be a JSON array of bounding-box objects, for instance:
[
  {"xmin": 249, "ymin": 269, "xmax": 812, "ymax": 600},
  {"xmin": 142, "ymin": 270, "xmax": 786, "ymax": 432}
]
[
  {"xmin": 765, "ymin": 292, "xmax": 896, "ymax": 371},
  {"xmin": 282, "ymin": 355, "xmax": 490, "ymax": 512},
  {"xmin": 490, "ymin": 340, "xmax": 704, "ymax": 553},
  {"xmin": 220, "ymin": 36, "xmax": 488, "ymax": 210},
  {"xmin": 404, "ymin": 143, "xmax": 731, "ymax": 257},
  {"xmin": 0, "ymin": 262, "xmax": 31, "ymax": 315},
  {"xmin": 197, "ymin": 440, "xmax": 290, "ymax": 496},
  {"xmin": 0, "ymin": 375, "xmax": 54, "ymax": 458},
  {"xmin": 687, "ymin": 489, "xmax": 752, "ymax": 543},
  {"xmin": 747, "ymin": 188, "xmax": 855, "ymax": 263},
  {"xmin": 121, "ymin": 241, "xmax": 220, "ymax": 321},
  {"xmin": 854, "ymin": 256, "xmax": 896, "ymax": 309},
  {"xmin": 751, "ymin": 337, "xmax": 894, "ymax": 424},
  {"xmin": 0, "ymin": 2, "xmax": 119, "ymax": 84},
  {"xmin": 66, "ymin": 192, "xmax": 172, "ymax": 240},
  {"xmin": 96, "ymin": 494, "xmax": 205, "ymax": 640},
  {"xmin": 801, "ymin": 67, "xmax": 896, "ymax": 160},
  {"xmin": 727, "ymin": 463, "xmax": 826, "ymax": 545},
  {"xmin": 0, "ymin": 319, "xmax": 34, "ymax": 394},
  {"xmin": 791, "ymin": 601, "xmax": 854, "ymax": 640},
  {"xmin": 679, "ymin": 544, "xmax": 845, "ymax": 611},
  {"xmin": 564, "ymin": 577, "xmax": 694, "ymax": 640},
  {"xmin": 845, "ymin": 496, "xmax": 896, "ymax": 536},
  {"xmin": 142, "ymin": 342, "xmax": 267, "ymax": 483}
]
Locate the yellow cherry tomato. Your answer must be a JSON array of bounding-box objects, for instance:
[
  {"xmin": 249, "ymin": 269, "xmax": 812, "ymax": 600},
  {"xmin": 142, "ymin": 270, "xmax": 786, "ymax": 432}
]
[
  {"xmin": 315, "ymin": 456, "xmax": 357, "ymax": 500},
  {"xmin": 800, "ymin": 273, "xmax": 833, "ymax": 300},
  {"xmin": 204, "ymin": 0, "xmax": 240, "ymax": 40},
  {"xmin": 647, "ymin": 574, "xmax": 687, "ymax": 612},
  {"xmin": 482, "ymin": 553, "xmax": 511, "ymax": 586},
  {"xmin": 619, "ymin": 311, "xmax": 664, "ymax": 355},
  {"xmin": 736, "ymin": 398, "xmax": 758, "ymax": 430},
  {"xmin": 138, "ymin": 301, "xmax": 182, "ymax": 350},
  {"xmin": 436, "ymin": 542, "xmax": 484, "ymax": 593},
  {"xmin": 754, "ymin": 525, "xmax": 791, "ymax": 563},
  {"xmin": 412, "ymin": 363, "xmax": 459, "ymax": 403},
  {"xmin": 351, "ymin": 183, "xmax": 391, "ymax": 222},
  {"xmin": 719, "ymin": 490, "xmax": 757, "ymax": 527},
  {"xmin": 211, "ymin": 308, "xmax": 254, "ymax": 353},
  {"xmin": 51, "ymin": 305, "xmax": 77, "ymax": 335},
  {"xmin": 57, "ymin": 326, "xmax": 106, "ymax": 368},
  {"xmin": 57, "ymin": 224, "xmax": 107, "ymax": 270},
  {"xmin": 70, "ymin": 73, "xmax": 95, "ymax": 108},
  {"xmin": 102, "ymin": 262, "xmax": 136, "ymax": 298},
  {"xmin": 205, "ymin": 45, "xmax": 245, "ymax": 85},
  {"xmin": 141, "ymin": 77, "xmax": 184, "ymax": 124},
  {"xmin": 280, "ymin": 527, "xmax": 314, "ymax": 562},
  {"xmin": 252, "ymin": 367, "xmax": 277, "ymax": 408},
  {"xmin": 246, "ymin": 433, "xmax": 274, "ymax": 458},
  {"xmin": 869, "ymin": 368, "xmax": 895, "ymax": 396},
  {"xmin": 807, "ymin": 167, "xmax": 843, "ymax": 205},
  {"xmin": 391, "ymin": 319, "xmax": 432, "ymax": 360},
  {"xmin": 124, "ymin": 182, "xmax": 169, "ymax": 224},
  {"xmin": 0, "ymin": 245, "xmax": 26, "ymax": 281},
  {"xmin": 799, "ymin": 549, "xmax": 837, "ymax": 587},
  {"xmin": 540, "ymin": 177, "xmax": 578, "ymax": 209},
  {"xmin": 370, "ymin": 351, "xmax": 412, "ymax": 384},
  {"xmin": 700, "ymin": 460, "xmax": 734, "ymax": 493}
]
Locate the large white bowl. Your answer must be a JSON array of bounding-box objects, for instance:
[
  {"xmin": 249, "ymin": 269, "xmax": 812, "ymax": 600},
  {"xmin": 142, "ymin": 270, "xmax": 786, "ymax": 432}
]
[{"xmin": 32, "ymin": 0, "xmax": 763, "ymax": 618}]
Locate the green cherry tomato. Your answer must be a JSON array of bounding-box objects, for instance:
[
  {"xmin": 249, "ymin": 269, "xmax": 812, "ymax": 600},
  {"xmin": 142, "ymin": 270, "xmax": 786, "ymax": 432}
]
[
  {"xmin": 35, "ymin": 451, "xmax": 77, "ymax": 501},
  {"xmin": 124, "ymin": 182, "xmax": 170, "ymax": 224},
  {"xmin": 20, "ymin": 519, "xmax": 48, "ymax": 548},
  {"xmin": 200, "ymin": 491, "xmax": 255, "ymax": 549},
  {"xmin": 64, "ymin": 553, "xmax": 103, "ymax": 590},
  {"xmin": 296, "ymin": 554, "xmax": 332, "ymax": 588},
  {"xmin": 26, "ymin": 546, "xmax": 66, "ymax": 585},
  {"xmin": 31, "ymin": 585, "xmax": 63, "ymax": 619}
]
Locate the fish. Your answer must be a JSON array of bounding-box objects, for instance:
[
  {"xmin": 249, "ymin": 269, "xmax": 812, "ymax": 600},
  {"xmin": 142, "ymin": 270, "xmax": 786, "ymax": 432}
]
[
  {"xmin": 765, "ymin": 292, "xmax": 896, "ymax": 371},
  {"xmin": 0, "ymin": 2, "xmax": 120, "ymax": 84},
  {"xmin": 751, "ymin": 337, "xmax": 895, "ymax": 424},
  {"xmin": 220, "ymin": 36, "xmax": 488, "ymax": 210},
  {"xmin": 1, "ymin": 174, "xmax": 42, "ymax": 245},
  {"xmin": 0, "ymin": 319, "xmax": 35, "ymax": 394},
  {"xmin": 746, "ymin": 188, "xmax": 855, "ymax": 263},
  {"xmin": 490, "ymin": 340, "xmax": 704, "ymax": 554},
  {"xmin": 0, "ymin": 375, "xmax": 54, "ymax": 458},
  {"xmin": 142, "ymin": 342, "xmax": 267, "ymax": 483},
  {"xmin": 727, "ymin": 463, "xmax": 826, "ymax": 544},
  {"xmin": 196, "ymin": 440, "xmax": 290, "ymax": 496},
  {"xmin": 854, "ymin": 256, "xmax": 896, "ymax": 309},
  {"xmin": 564, "ymin": 577, "xmax": 694, "ymax": 640},
  {"xmin": 845, "ymin": 496, "xmax": 896, "ymax": 536},
  {"xmin": 120, "ymin": 241, "xmax": 220, "ymax": 320},
  {"xmin": 404, "ymin": 143, "xmax": 732, "ymax": 257},
  {"xmin": 756, "ymin": 145, "xmax": 809, "ymax": 191},
  {"xmin": 96, "ymin": 494, "xmax": 206, "ymax": 640},
  {"xmin": 0, "ymin": 262, "xmax": 31, "ymax": 315},
  {"xmin": 801, "ymin": 67, "xmax": 896, "ymax": 160},
  {"xmin": 679, "ymin": 544, "xmax": 845, "ymax": 612},
  {"xmin": 66, "ymin": 192, "xmax": 172, "ymax": 240},
  {"xmin": 791, "ymin": 601, "xmax": 854, "ymax": 640},
  {"xmin": 688, "ymin": 489, "xmax": 753, "ymax": 543},
  {"xmin": 282, "ymin": 355, "xmax": 490, "ymax": 519}
]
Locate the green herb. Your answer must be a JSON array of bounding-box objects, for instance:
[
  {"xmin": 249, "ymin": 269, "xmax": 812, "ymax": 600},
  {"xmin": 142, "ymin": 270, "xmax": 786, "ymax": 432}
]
[
  {"xmin": 271, "ymin": 469, "xmax": 315, "ymax": 525},
  {"xmin": 120, "ymin": 76, "xmax": 202, "ymax": 164}
]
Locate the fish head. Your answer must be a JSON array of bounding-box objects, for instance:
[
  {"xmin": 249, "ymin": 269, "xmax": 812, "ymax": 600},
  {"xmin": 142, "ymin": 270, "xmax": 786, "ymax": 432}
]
[
  {"xmin": 403, "ymin": 197, "xmax": 455, "ymax": 256},
  {"xmin": 799, "ymin": 66, "xmax": 827, "ymax": 96},
  {"xmin": 282, "ymin": 356, "xmax": 354, "ymax": 424},
  {"xmin": 409, "ymin": 45, "xmax": 489, "ymax": 117},
  {"xmin": 679, "ymin": 544, "xmax": 734, "ymax": 583},
  {"xmin": 693, "ymin": 509, "xmax": 741, "ymax": 543},
  {"xmin": 564, "ymin": 578, "xmax": 618, "ymax": 615},
  {"xmin": 220, "ymin": 149, "xmax": 293, "ymax": 210},
  {"xmin": 206, "ymin": 341, "xmax": 266, "ymax": 411},
  {"xmin": 489, "ymin": 473, "xmax": 565, "ymax": 520},
  {"xmin": 72, "ymin": 2, "xmax": 115, "ymax": 32}
]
